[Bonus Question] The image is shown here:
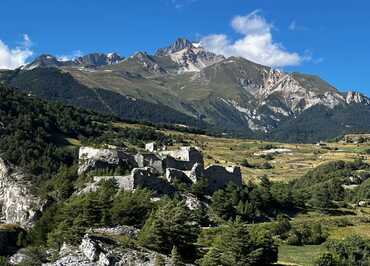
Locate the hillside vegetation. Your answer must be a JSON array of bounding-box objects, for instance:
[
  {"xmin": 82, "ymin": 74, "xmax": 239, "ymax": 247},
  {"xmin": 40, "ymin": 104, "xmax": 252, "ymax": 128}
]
[{"xmin": 0, "ymin": 85, "xmax": 369, "ymax": 266}]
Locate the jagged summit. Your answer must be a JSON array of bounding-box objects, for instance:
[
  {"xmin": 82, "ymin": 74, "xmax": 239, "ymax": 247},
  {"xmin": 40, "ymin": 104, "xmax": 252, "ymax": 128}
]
[
  {"xmin": 23, "ymin": 52, "xmax": 124, "ymax": 70},
  {"xmin": 23, "ymin": 54, "xmax": 64, "ymax": 70},
  {"xmin": 155, "ymin": 37, "xmax": 194, "ymax": 56},
  {"xmin": 346, "ymin": 91, "xmax": 370, "ymax": 105},
  {"xmin": 75, "ymin": 52, "xmax": 124, "ymax": 66}
]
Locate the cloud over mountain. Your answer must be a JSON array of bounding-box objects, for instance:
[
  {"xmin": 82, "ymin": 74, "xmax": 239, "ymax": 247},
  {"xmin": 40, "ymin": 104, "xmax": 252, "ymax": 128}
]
[
  {"xmin": 0, "ymin": 34, "xmax": 33, "ymax": 69},
  {"xmin": 201, "ymin": 10, "xmax": 302, "ymax": 67}
]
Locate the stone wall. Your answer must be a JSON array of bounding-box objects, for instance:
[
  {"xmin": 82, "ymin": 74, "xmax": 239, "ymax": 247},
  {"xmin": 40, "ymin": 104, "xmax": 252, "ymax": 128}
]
[
  {"xmin": 132, "ymin": 168, "xmax": 175, "ymax": 195},
  {"xmin": 160, "ymin": 146, "xmax": 203, "ymax": 171},
  {"xmin": 78, "ymin": 145, "xmax": 243, "ymax": 197},
  {"xmin": 135, "ymin": 153, "xmax": 164, "ymax": 174},
  {"xmin": 204, "ymin": 165, "xmax": 242, "ymax": 193}
]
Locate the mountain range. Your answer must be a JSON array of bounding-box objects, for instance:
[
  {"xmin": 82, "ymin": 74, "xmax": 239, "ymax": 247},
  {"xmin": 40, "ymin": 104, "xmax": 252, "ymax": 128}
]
[{"xmin": 0, "ymin": 37, "xmax": 369, "ymax": 142}]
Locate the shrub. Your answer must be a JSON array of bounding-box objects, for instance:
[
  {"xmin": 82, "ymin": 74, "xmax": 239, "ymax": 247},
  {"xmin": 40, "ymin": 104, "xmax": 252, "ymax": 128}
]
[
  {"xmin": 315, "ymin": 253, "xmax": 339, "ymax": 266},
  {"xmin": 286, "ymin": 223, "xmax": 327, "ymax": 246},
  {"xmin": 324, "ymin": 236, "xmax": 370, "ymax": 265}
]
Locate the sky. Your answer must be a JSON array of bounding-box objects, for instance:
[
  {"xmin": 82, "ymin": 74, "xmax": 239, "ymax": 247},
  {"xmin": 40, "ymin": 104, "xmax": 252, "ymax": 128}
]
[{"xmin": 1, "ymin": 0, "xmax": 370, "ymax": 96}]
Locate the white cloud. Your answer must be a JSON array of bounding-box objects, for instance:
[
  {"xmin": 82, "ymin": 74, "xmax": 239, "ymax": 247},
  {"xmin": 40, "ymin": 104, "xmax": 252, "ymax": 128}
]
[
  {"xmin": 201, "ymin": 11, "xmax": 303, "ymax": 67},
  {"xmin": 0, "ymin": 34, "xmax": 33, "ymax": 69}
]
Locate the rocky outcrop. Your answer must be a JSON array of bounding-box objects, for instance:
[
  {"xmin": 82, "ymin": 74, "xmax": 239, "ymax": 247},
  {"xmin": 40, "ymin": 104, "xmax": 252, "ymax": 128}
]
[
  {"xmin": 78, "ymin": 146, "xmax": 137, "ymax": 176},
  {"xmin": 88, "ymin": 225, "xmax": 139, "ymax": 238},
  {"xmin": 8, "ymin": 248, "xmax": 31, "ymax": 265},
  {"xmin": 0, "ymin": 158, "xmax": 44, "ymax": 228},
  {"xmin": 346, "ymin": 91, "xmax": 370, "ymax": 105},
  {"xmin": 44, "ymin": 234, "xmax": 173, "ymax": 266}
]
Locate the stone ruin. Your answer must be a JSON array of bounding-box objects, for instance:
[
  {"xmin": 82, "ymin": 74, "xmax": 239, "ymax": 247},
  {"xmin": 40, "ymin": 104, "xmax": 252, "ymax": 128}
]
[{"xmin": 78, "ymin": 143, "xmax": 243, "ymax": 196}]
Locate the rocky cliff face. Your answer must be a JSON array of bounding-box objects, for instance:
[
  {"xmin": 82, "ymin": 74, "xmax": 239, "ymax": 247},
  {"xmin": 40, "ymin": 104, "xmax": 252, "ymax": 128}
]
[
  {"xmin": 346, "ymin": 91, "xmax": 370, "ymax": 105},
  {"xmin": 43, "ymin": 234, "xmax": 174, "ymax": 266},
  {"xmin": 0, "ymin": 158, "xmax": 44, "ymax": 228}
]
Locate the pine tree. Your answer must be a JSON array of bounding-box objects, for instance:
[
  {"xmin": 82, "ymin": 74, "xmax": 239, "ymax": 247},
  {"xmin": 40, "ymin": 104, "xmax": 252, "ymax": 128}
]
[
  {"xmin": 171, "ymin": 246, "xmax": 184, "ymax": 266},
  {"xmin": 200, "ymin": 220, "xmax": 277, "ymax": 266},
  {"xmin": 139, "ymin": 200, "xmax": 200, "ymax": 258}
]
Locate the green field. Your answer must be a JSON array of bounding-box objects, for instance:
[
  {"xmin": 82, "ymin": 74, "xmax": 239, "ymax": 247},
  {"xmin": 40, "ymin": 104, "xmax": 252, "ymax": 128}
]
[{"xmin": 278, "ymin": 244, "xmax": 326, "ymax": 266}]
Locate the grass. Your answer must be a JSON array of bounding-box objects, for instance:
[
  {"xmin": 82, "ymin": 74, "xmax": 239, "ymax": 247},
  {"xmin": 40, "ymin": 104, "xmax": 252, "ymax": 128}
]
[
  {"xmin": 110, "ymin": 121, "xmax": 370, "ymax": 183},
  {"xmin": 328, "ymin": 223, "xmax": 370, "ymax": 240},
  {"xmin": 160, "ymin": 131, "xmax": 370, "ymax": 182},
  {"xmin": 278, "ymin": 244, "xmax": 326, "ymax": 266}
]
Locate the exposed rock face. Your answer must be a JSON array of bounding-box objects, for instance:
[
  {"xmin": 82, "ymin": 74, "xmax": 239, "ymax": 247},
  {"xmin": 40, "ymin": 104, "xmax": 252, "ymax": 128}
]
[
  {"xmin": 0, "ymin": 158, "xmax": 44, "ymax": 228},
  {"xmin": 44, "ymin": 234, "xmax": 173, "ymax": 266},
  {"xmin": 155, "ymin": 38, "xmax": 194, "ymax": 56},
  {"xmin": 75, "ymin": 53, "xmax": 124, "ymax": 67},
  {"xmin": 22, "ymin": 54, "xmax": 64, "ymax": 70},
  {"xmin": 88, "ymin": 225, "xmax": 139, "ymax": 238},
  {"xmin": 182, "ymin": 193, "xmax": 203, "ymax": 210},
  {"xmin": 156, "ymin": 38, "xmax": 224, "ymax": 72},
  {"xmin": 346, "ymin": 91, "xmax": 370, "ymax": 105},
  {"xmin": 8, "ymin": 248, "xmax": 31, "ymax": 265},
  {"xmin": 24, "ymin": 53, "xmax": 124, "ymax": 70},
  {"xmin": 78, "ymin": 146, "xmax": 137, "ymax": 176}
]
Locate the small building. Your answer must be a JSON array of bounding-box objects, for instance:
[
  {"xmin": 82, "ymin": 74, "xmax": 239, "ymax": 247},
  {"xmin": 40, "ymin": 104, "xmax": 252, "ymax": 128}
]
[{"xmin": 145, "ymin": 142, "xmax": 157, "ymax": 152}]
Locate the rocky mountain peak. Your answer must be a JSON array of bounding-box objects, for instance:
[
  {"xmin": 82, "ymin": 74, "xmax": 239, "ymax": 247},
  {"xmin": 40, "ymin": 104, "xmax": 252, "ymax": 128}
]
[
  {"xmin": 155, "ymin": 37, "xmax": 194, "ymax": 56},
  {"xmin": 74, "ymin": 52, "xmax": 123, "ymax": 67},
  {"xmin": 346, "ymin": 91, "xmax": 370, "ymax": 105},
  {"xmin": 107, "ymin": 52, "xmax": 124, "ymax": 64},
  {"xmin": 24, "ymin": 52, "xmax": 124, "ymax": 70},
  {"xmin": 131, "ymin": 51, "xmax": 166, "ymax": 74},
  {"xmin": 23, "ymin": 54, "xmax": 62, "ymax": 70}
]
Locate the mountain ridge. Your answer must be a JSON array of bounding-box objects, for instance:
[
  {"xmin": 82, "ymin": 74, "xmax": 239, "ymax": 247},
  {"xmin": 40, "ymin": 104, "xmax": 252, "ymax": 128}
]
[{"xmin": 3, "ymin": 37, "xmax": 370, "ymax": 142}]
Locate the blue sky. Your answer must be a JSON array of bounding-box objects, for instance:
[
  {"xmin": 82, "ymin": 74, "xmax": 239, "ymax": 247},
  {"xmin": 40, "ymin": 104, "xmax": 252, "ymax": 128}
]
[{"xmin": 1, "ymin": 0, "xmax": 370, "ymax": 96}]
